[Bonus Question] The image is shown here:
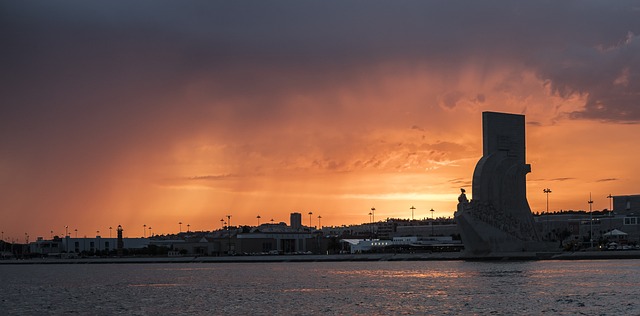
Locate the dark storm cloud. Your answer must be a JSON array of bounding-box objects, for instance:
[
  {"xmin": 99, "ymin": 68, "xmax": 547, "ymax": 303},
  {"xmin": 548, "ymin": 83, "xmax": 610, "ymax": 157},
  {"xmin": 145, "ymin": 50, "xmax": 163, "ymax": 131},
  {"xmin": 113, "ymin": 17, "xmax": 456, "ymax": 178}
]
[
  {"xmin": 2, "ymin": 0, "xmax": 640, "ymax": 171},
  {"xmin": 536, "ymin": 34, "xmax": 640, "ymax": 122},
  {"xmin": 3, "ymin": 1, "xmax": 639, "ymax": 128}
]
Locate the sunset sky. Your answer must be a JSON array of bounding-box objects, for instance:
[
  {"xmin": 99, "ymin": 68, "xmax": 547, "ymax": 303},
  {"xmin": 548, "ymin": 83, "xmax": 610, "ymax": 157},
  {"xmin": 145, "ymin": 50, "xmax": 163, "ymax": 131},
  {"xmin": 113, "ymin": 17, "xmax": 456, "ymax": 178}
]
[{"xmin": 2, "ymin": 1, "xmax": 640, "ymax": 240}]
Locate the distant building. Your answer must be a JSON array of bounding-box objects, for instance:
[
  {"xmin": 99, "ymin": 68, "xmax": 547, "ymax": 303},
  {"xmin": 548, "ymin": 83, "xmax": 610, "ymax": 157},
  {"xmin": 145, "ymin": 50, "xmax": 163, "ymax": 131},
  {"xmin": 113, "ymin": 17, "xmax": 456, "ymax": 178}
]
[
  {"xmin": 30, "ymin": 237, "xmax": 62, "ymax": 255},
  {"xmin": 536, "ymin": 211, "xmax": 640, "ymax": 249},
  {"xmin": 341, "ymin": 236, "xmax": 462, "ymax": 254},
  {"xmin": 290, "ymin": 212, "xmax": 302, "ymax": 230},
  {"xmin": 237, "ymin": 231, "xmax": 321, "ymax": 254},
  {"xmin": 613, "ymin": 195, "xmax": 640, "ymax": 215},
  {"xmin": 61, "ymin": 236, "xmax": 149, "ymax": 253}
]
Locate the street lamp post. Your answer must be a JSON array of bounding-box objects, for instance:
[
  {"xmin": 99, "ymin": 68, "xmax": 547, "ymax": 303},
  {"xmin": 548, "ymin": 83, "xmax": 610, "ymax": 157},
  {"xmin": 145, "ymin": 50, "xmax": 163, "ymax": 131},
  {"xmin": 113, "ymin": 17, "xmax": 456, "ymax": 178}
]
[
  {"xmin": 371, "ymin": 207, "xmax": 375, "ymax": 223},
  {"xmin": 370, "ymin": 207, "xmax": 376, "ymax": 238},
  {"xmin": 220, "ymin": 219, "xmax": 224, "ymax": 229},
  {"xmin": 226, "ymin": 214, "xmax": 232, "ymax": 254},
  {"xmin": 318, "ymin": 215, "xmax": 322, "ymax": 229},
  {"xmin": 257, "ymin": 215, "xmax": 261, "ymax": 226},
  {"xmin": 588, "ymin": 193, "xmax": 594, "ymax": 249},
  {"xmin": 143, "ymin": 224, "xmax": 146, "ymax": 238},
  {"xmin": 65, "ymin": 226, "xmax": 69, "ymax": 238},
  {"xmin": 179, "ymin": 221, "xmax": 183, "ymax": 232},
  {"xmin": 149, "ymin": 227, "xmax": 152, "ymax": 237},
  {"xmin": 430, "ymin": 208, "xmax": 435, "ymax": 236},
  {"xmin": 543, "ymin": 188, "xmax": 552, "ymax": 214},
  {"xmin": 308, "ymin": 212, "xmax": 313, "ymax": 229},
  {"xmin": 607, "ymin": 194, "xmax": 613, "ymax": 216},
  {"xmin": 187, "ymin": 224, "xmax": 190, "ymax": 232},
  {"xmin": 74, "ymin": 228, "xmax": 78, "ymax": 238},
  {"xmin": 368, "ymin": 211, "xmax": 373, "ymax": 240},
  {"xmin": 410, "ymin": 206, "xmax": 415, "ymax": 221},
  {"xmin": 109, "ymin": 226, "xmax": 112, "ymax": 238}
]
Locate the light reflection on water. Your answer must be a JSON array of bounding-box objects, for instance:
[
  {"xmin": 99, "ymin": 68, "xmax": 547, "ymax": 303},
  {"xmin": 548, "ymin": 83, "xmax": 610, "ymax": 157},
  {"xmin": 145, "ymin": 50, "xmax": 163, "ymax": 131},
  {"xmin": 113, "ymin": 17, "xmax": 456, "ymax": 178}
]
[
  {"xmin": 1, "ymin": 260, "xmax": 639, "ymax": 315},
  {"xmin": 334, "ymin": 268, "xmax": 467, "ymax": 279}
]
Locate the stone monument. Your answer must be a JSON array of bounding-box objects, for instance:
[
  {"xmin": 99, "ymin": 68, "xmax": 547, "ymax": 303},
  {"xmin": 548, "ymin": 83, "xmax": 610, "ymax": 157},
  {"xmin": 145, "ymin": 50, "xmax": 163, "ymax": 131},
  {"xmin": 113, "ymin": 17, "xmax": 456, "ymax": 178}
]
[{"xmin": 455, "ymin": 111, "xmax": 555, "ymax": 256}]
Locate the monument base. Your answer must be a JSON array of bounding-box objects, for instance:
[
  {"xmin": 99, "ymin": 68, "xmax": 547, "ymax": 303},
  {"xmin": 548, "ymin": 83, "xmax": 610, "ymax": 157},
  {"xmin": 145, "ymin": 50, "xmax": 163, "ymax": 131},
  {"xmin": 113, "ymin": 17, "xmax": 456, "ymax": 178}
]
[{"xmin": 455, "ymin": 203, "xmax": 559, "ymax": 256}]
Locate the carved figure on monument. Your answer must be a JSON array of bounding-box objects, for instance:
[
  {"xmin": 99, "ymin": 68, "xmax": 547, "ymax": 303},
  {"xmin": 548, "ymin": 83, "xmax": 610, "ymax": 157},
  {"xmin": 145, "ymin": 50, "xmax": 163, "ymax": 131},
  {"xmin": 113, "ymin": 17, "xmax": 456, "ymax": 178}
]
[{"xmin": 458, "ymin": 188, "xmax": 469, "ymax": 204}]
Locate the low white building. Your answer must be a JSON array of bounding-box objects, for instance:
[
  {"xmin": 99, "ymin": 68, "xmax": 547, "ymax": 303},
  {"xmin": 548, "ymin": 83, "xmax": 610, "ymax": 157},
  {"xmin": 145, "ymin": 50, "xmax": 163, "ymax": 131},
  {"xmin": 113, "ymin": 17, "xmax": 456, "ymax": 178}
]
[{"xmin": 342, "ymin": 236, "xmax": 462, "ymax": 253}]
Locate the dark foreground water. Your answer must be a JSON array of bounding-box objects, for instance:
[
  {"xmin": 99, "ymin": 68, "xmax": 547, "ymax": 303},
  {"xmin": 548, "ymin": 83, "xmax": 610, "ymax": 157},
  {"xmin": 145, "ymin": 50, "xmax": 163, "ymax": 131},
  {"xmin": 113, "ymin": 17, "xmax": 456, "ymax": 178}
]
[{"xmin": 1, "ymin": 259, "xmax": 639, "ymax": 315}]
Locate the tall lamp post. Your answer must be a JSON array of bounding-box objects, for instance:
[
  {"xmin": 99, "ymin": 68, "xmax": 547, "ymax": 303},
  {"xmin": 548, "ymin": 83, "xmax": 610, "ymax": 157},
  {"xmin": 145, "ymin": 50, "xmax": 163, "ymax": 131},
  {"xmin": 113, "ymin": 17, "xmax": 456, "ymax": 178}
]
[
  {"xmin": 109, "ymin": 226, "xmax": 113, "ymax": 238},
  {"xmin": 370, "ymin": 207, "xmax": 376, "ymax": 238},
  {"xmin": 257, "ymin": 215, "xmax": 261, "ymax": 226},
  {"xmin": 220, "ymin": 219, "xmax": 224, "ymax": 229},
  {"xmin": 179, "ymin": 221, "xmax": 183, "ymax": 233},
  {"xmin": 430, "ymin": 208, "xmax": 435, "ymax": 236},
  {"xmin": 543, "ymin": 188, "xmax": 552, "ymax": 214},
  {"xmin": 588, "ymin": 193, "xmax": 594, "ymax": 249},
  {"xmin": 226, "ymin": 214, "xmax": 232, "ymax": 254},
  {"xmin": 370, "ymin": 207, "xmax": 375, "ymax": 223},
  {"xmin": 607, "ymin": 194, "xmax": 613, "ymax": 216},
  {"xmin": 368, "ymin": 211, "xmax": 373, "ymax": 239},
  {"xmin": 410, "ymin": 206, "xmax": 415, "ymax": 221},
  {"xmin": 308, "ymin": 212, "xmax": 313, "ymax": 229},
  {"xmin": 143, "ymin": 224, "xmax": 146, "ymax": 238},
  {"xmin": 318, "ymin": 215, "xmax": 322, "ymax": 229}
]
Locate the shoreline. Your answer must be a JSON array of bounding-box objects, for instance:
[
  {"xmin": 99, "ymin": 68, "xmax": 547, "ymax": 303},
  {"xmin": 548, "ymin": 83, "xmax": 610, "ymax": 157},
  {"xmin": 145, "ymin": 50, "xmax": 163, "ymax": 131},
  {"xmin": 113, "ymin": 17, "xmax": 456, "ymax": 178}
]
[{"xmin": 3, "ymin": 250, "xmax": 640, "ymax": 264}]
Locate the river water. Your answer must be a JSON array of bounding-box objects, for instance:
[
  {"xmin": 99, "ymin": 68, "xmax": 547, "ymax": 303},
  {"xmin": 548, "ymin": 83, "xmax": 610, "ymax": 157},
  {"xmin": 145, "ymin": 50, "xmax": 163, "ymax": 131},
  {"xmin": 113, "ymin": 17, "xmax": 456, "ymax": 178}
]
[{"xmin": 1, "ymin": 259, "xmax": 639, "ymax": 315}]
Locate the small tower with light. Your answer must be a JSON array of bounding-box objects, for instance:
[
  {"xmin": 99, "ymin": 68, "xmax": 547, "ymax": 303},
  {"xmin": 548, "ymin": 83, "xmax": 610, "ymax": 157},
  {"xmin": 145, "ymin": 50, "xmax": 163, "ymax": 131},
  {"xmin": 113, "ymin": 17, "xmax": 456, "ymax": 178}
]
[{"xmin": 117, "ymin": 225, "xmax": 124, "ymax": 257}]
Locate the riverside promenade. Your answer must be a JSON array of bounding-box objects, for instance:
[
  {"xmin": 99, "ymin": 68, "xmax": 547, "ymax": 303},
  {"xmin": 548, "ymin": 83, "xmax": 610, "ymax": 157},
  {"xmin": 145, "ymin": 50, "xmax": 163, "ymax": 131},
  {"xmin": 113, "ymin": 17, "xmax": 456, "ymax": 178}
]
[{"xmin": 3, "ymin": 250, "xmax": 640, "ymax": 264}]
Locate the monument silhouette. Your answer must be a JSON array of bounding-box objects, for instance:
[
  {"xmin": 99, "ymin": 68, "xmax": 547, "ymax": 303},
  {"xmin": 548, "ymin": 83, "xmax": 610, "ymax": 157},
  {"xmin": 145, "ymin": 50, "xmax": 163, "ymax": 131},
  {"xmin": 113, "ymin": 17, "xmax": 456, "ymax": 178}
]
[{"xmin": 455, "ymin": 111, "xmax": 556, "ymax": 256}]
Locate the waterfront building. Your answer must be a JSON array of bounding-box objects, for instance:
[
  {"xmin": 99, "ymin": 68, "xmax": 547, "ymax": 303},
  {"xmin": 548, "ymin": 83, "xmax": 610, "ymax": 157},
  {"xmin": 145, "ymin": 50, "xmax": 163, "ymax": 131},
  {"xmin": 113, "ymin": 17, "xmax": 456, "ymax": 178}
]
[
  {"xmin": 29, "ymin": 236, "xmax": 63, "ymax": 255},
  {"xmin": 237, "ymin": 231, "xmax": 321, "ymax": 254},
  {"xmin": 613, "ymin": 195, "xmax": 640, "ymax": 216},
  {"xmin": 536, "ymin": 210, "xmax": 640, "ymax": 249},
  {"xmin": 61, "ymin": 236, "xmax": 149, "ymax": 254},
  {"xmin": 341, "ymin": 236, "xmax": 463, "ymax": 254}
]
